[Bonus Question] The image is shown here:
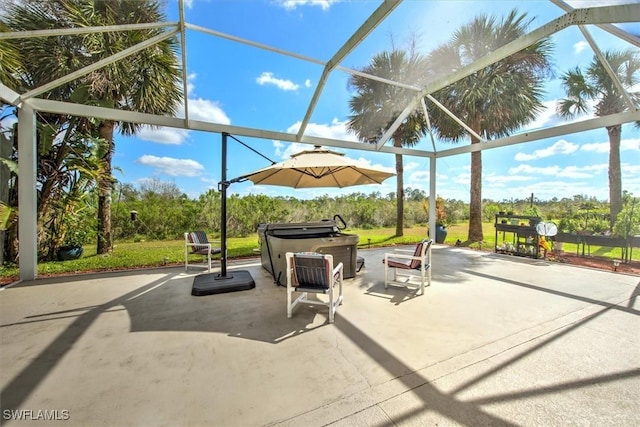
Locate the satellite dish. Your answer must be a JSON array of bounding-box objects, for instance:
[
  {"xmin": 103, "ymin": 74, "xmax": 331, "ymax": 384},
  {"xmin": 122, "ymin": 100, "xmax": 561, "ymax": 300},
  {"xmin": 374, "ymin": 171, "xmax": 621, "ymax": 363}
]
[{"xmin": 536, "ymin": 221, "xmax": 558, "ymax": 237}]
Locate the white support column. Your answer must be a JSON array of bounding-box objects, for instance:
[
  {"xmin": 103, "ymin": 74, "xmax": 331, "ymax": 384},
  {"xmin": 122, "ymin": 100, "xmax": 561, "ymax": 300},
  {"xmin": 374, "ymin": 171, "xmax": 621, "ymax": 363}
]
[
  {"xmin": 429, "ymin": 157, "xmax": 436, "ymax": 243},
  {"xmin": 18, "ymin": 103, "xmax": 38, "ymax": 280}
]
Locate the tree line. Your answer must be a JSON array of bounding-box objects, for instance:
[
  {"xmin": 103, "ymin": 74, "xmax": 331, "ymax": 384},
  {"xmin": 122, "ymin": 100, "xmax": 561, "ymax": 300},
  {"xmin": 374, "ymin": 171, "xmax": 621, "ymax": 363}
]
[{"xmin": 2, "ymin": 163, "xmax": 639, "ymax": 263}]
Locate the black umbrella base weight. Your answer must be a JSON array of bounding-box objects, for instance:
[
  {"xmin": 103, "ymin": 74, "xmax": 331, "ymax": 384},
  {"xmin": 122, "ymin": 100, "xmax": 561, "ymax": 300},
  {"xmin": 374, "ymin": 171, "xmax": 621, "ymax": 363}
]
[{"xmin": 191, "ymin": 271, "xmax": 255, "ymax": 296}]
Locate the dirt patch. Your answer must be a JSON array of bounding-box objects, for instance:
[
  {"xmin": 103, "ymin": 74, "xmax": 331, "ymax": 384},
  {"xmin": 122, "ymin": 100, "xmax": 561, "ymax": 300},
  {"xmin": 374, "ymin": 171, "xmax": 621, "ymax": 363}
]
[{"xmin": 553, "ymin": 252, "xmax": 640, "ymax": 275}]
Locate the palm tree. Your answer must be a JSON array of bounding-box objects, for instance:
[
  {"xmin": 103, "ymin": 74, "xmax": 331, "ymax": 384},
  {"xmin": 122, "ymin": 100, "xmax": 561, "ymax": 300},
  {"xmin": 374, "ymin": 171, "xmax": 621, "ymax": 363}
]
[
  {"xmin": 2, "ymin": 0, "xmax": 183, "ymax": 254},
  {"xmin": 558, "ymin": 49, "xmax": 640, "ymax": 225},
  {"xmin": 425, "ymin": 10, "xmax": 553, "ymax": 242},
  {"xmin": 347, "ymin": 49, "xmax": 428, "ymax": 237},
  {"xmin": 0, "ymin": 24, "xmax": 22, "ymax": 88}
]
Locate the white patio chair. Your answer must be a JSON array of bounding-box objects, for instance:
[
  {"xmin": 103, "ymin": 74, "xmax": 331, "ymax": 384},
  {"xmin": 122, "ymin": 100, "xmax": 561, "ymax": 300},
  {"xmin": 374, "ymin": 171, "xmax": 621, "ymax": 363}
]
[
  {"xmin": 285, "ymin": 252, "xmax": 344, "ymax": 323},
  {"xmin": 383, "ymin": 239, "xmax": 432, "ymax": 295},
  {"xmin": 184, "ymin": 231, "xmax": 221, "ymax": 273}
]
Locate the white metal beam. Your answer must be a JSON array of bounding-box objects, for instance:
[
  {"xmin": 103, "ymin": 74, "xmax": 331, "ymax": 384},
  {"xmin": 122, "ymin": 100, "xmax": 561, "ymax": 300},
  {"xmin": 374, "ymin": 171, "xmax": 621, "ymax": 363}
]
[
  {"xmin": 577, "ymin": 25, "xmax": 637, "ymax": 111},
  {"xmin": 296, "ymin": 0, "xmax": 401, "ymax": 140},
  {"xmin": 374, "ymin": 4, "xmax": 640, "ymax": 151},
  {"xmin": 185, "ymin": 22, "xmax": 326, "ymax": 67},
  {"xmin": 420, "ymin": 97, "xmax": 438, "ymax": 152},
  {"xmin": 426, "ymin": 95, "xmax": 486, "ymax": 142},
  {"xmin": 550, "ymin": 0, "xmax": 640, "ymax": 48},
  {"xmin": 29, "ymin": 97, "xmax": 638, "ymax": 161},
  {"xmin": 0, "ymin": 22, "xmax": 176, "ymax": 40},
  {"xmin": 17, "ymin": 102, "xmax": 38, "ymax": 280},
  {"xmin": 27, "ymin": 97, "xmax": 434, "ymax": 158},
  {"xmin": 436, "ymin": 110, "xmax": 640, "ymax": 158},
  {"xmin": 551, "ymin": 0, "xmax": 637, "ymax": 111},
  {"xmin": 178, "ymin": 0, "xmax": 190, "ymax": 126},
  {"xmin": 0, "ymin": 82, "xmax": 21, "ymax": 106}
]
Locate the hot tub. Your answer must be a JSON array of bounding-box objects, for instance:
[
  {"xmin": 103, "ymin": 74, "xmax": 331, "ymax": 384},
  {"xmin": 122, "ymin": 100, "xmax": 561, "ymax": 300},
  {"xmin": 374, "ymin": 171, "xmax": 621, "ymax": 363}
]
[{"xmin": 257, "ymin": 221, "xmax": 359, "ymax": 285}]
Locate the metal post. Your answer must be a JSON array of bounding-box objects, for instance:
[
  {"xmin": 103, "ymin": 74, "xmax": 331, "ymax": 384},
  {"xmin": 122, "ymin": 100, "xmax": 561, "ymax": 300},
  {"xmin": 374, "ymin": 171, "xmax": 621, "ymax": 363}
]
[
  {"xmin": 18, "ymin": 103, "xmax": 38, "ymax": 280},
  {"xmin": 220, "ymin": 132, "xmax": 229, "ymax": 278},
  {"xmin": 429, "ymin": 157, "xmax": 436, "ymax": 243}
]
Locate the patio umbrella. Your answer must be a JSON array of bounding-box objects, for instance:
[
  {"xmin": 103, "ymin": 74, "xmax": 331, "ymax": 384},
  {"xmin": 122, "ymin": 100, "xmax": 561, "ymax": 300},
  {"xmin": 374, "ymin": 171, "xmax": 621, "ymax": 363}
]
[
  {"xmin": 238, "ymin": 145, "xmax": 395, "ymax": 188},
  {"xmin": 201, "ymin": 139, "xmax": 395, "ymax": 295}
]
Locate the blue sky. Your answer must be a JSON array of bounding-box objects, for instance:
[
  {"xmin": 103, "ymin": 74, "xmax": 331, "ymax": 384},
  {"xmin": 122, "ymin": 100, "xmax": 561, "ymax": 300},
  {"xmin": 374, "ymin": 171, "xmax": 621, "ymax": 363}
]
[{"xmin": 78, "ymin": 1, "xmax": 640, "ymax": 202}]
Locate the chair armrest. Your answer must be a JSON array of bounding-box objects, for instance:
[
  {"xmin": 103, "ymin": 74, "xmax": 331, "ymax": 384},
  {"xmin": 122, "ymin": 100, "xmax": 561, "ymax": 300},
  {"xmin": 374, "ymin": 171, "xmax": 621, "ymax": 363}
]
[
  {"xmin": 333, "ymin": 262, "xmax": 344, "ymax": 281},
  {"xmin": 332, "ymin": 262, "xmax": 344, "ymax": 276},
  {"xmin": 385, "ymin": 253, "xmax": 419, "ymax": 261},
  {"xmin": 187, "ymin": 243, "xmax": 222, "ymax": 256},
  {"xmin": 186, "ymin": 242, "xmax": 212, "ymax": 248}
]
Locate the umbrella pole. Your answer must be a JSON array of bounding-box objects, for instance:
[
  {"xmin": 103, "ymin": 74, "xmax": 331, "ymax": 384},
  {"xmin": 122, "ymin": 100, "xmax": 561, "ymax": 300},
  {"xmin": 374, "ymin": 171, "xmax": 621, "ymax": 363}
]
[
  {"xmin": 191, "ymin": 132, "xmax": 256, "ymax": 295},
  {"xmin": 220, "ymin": 132, "xmax": 229, "ymax": 277}
]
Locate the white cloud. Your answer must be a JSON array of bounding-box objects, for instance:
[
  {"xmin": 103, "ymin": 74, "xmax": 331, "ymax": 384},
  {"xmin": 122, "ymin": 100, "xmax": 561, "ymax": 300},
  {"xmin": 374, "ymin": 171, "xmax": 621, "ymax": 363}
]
[
  {"xmin": 580, "ymin": 141, "xmax": 609, "ymax": 153},
  {"xmin": 285, "ymin": 117, "xmax": 359, "ymax": 142},
  {"xmin": 256, "ymin": 72, "xmax": 299, "ymax": 91},
  {"xmin": 276, "ymin": 141, "xmax": 311, "ymax": 159},
  {"xmin": 485, "ymin": 174, "xmax": 533, "ymax": 183},
  {"xmin": 406, "ymin": 170, "xmax": 449, "ymax": 189},
  {"xmin": 134, "ymin": 98, "xmax": 230, "ymax": 145},
  {"xmin": 305, "ymin": 79, "xmax": 312, "ymax": 88},
  {"xmin": 623, "ymin": 138, "xmax": 640, "ymax": 151},
  {"xmin": 514, "ymin": 139, "xmax": 579, "ymax": 161},
  {"xmin": 199, "ymin": 177, "xmax": 219, "ymax": 190},
  {"xmin": 573, "ymin": 41, "xmax": 589, "ymax": 54},
  {"xmin": 137, "ymin": 155, "xmax": 205, "ymax": 177},
  {"xmin": 186, "ymin": 98, "xmax": 231, "ymax": 124},
  {"xmin": 350, "ymin": 156, "xmax": 395, "ymax": 173},
  {"xmin": 186, "ymin": 73, "xmax": 197, "ymax": 96},
  {"xmin": 522, "ymin": 100, "xmax": 562, "ymax": 130},
  {"xmin": 522, "ymin": 98, "xmax": 599, "ymax": 132},
  {"xmin": 404, "ymin": 161, "xmax": 420, "ymax": 171},
  {"xmin": 136, "ymin": 126, "xmax": 190, "ymax": 145},
  {"xmin": 581, "ymin": 137, "xmax": 640, "ymax": 153},
  {"xmin": 277, "ymin": 0, "xmax": 338, "ymax": 10},
  {"xmin": 623, "ymin": 162, "xmax": 640, "ymax": 175},
  {"xmin": 484, "ymin": 179, "xmax": 609, "ymax": 202},
  {"xmin": 509, "ymin": 163, "xmax": 607, "ymax": 178},
  {"xmin": 133, "ymin": 72, "xmax": 231, "ymax": 145}
]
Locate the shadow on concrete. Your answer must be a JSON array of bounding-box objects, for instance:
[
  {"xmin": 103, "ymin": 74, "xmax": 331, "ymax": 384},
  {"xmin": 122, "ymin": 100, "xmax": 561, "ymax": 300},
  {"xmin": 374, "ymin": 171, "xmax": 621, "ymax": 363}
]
[
  {"xmin": 335, "ymin": 301, "xmax": 639, "ymax": 426},
  {"xmin": 462, "ymin": 268, "xmax": 640, "ymax": 316},
  {"xmin": 1, "ymin": 271, "xmax": 180, "ymax": 412}
]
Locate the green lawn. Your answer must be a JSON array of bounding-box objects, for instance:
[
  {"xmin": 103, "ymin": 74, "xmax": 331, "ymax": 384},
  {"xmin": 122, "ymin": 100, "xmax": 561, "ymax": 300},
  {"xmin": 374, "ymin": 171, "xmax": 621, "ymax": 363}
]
[{"xmin": 1, "ymin": 223, "xmax": 637, "ymax": 283}]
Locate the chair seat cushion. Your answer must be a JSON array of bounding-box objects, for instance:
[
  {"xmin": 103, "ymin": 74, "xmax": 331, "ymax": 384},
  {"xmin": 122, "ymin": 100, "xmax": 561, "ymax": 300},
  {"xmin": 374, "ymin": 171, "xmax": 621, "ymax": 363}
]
[
  {"xmin": 386, "ymin": 258, "xmax": 418, "ymax": 269},
  {"xmin": 193, "ymin": 247, "xmax": 222, "ymax": 256},
  {"xmin": 294, "ymin": 285, "xmax": 330, "ymax": 293}
]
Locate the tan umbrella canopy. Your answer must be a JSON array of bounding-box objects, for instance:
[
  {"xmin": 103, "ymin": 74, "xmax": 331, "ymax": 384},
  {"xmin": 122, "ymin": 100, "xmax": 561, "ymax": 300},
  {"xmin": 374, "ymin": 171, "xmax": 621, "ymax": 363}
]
[{"xmin": 239, "ymin": 145, "xmax": 395, "ymax": 188}]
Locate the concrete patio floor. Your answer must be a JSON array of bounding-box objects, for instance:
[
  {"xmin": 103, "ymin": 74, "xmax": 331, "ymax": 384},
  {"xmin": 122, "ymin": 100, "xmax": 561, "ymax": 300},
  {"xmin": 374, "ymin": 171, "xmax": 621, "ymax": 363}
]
[{"xmin": 1, "ymin": 244, "xmax": 639, "ymax": 426}]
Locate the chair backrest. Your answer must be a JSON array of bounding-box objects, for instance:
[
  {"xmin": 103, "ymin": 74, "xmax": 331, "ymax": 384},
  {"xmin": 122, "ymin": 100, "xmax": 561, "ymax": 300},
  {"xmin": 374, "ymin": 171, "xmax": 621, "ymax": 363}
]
[
  {"xmin": 292, "ymin": 252, "xmax": 332, "ymax": 289},
  {"xmin": 409, "ymin": 239, "xmax": 432, "ymax": 269},
  {"xmin": 187, "ymin": 231, "xmax": 209, "ymax": 252}
]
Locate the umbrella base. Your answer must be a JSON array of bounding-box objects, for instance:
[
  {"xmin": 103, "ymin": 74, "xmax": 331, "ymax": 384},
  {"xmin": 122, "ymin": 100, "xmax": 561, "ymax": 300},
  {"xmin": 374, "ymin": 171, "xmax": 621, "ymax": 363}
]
[{"xmin": 191, "ymin": 270, "xmax": 255, "ymax": 296}]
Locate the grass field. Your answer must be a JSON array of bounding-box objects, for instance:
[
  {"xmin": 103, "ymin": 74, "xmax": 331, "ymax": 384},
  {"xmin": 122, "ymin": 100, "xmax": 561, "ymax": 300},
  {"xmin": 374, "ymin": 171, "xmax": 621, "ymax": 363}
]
[{"xmin": 1, "ymin": 222, "xmax": 636, "ymax": 283}]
